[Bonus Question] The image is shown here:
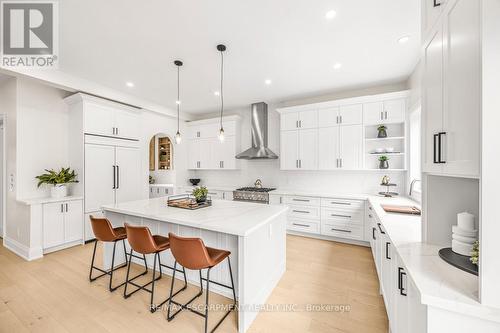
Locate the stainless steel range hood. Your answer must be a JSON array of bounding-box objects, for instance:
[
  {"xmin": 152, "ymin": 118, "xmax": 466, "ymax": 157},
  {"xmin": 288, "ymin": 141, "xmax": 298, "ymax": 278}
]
[{"xmin": 235, "ymin": 102, "xmax": 278, "ymax": 160}]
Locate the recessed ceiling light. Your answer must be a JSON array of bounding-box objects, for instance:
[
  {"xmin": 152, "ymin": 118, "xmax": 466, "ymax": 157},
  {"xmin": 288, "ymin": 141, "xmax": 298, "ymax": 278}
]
[
  {"xmin": 398, "ymin": 36, "xmax": 410, "ymax": 44},
  {"xmin": 265, "ymin": 79, "xmax": 272, "ymax": 85},
  {"xmin": 325, "ymin": 10, "xmax": 337, "ymax": 20},
  {"xmin": 125, "ymin": 81, "xmax": 134, "ymax": 88},
  {"xmin": 333, "ymin": 63, "xmax": 342, "ymax": 70},
  {"xmin": 214, "ymin": 91, "xmax": 220, "ymax": 96}
]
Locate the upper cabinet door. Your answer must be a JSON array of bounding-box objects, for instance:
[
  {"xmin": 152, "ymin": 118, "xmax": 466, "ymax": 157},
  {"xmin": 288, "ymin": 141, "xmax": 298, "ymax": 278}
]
[
  {"xmin": 422, "ymin": 25, "xmax": 444, "ymax": 174},
  {"xmin": 114, "ymin": 108, "xmax": 140, "ymax": 140},
  {"xmin": 363, "ymin": 102, "xmax": 384, "ymax": 125},
  {"xmin": 115, "ymin": 147, "xmax": 142, "ymax": 204},
  {"xmin": 318, "ymin": 107, "xmax": 339, "ymax": 127},
  {"xmin": 318, "ymin": 127, "xmax": 339, "ymax": 170},
  {"xmin": 64, "ymin": 200, "xmax": 83, "ymax": 243},
  {"xmin": 281, "ymin": 112, "xmax": 299, "ymax": 131},
  {"xmin": 442, "ymin": 0, "xmax": 480, "ymax": 177},
  {"xmin": 84, "ymin": 144, "xmax": 116, "ymax": 212},
  {"xmin": 339, "ymin": 125, "xmax": 363, "ymax": 169},
  {"xmin": 198, "ymin": 138, "xmax": 212, "ymax": 169},
  {"xmin": 280, "ymin": 130, "xmax": 299, "ymax": 170},
  {"xmin": 383, "ymin": 99, "xmax": 405, "ymax": 124},
  {"xmin": 339, "ymin": 104, "xmax": 363, "ymax": 125},
  {"xmin": 298, "ymin": 129, "xmax": 318, "ymax": 170},
  {"xmin": 84, "ymin": 102, "xmax": 115, "ymax": 137},
  {"xmin": 187, "ymin": 140, "xmax": 200, "ymax": 169},
  {"xmin": 220, "ymin": 135, "xmax": 237, "ymax": 169},
  {"xmin": 298, "ymin": 110, "xmax": 318, "ymax": 129}
]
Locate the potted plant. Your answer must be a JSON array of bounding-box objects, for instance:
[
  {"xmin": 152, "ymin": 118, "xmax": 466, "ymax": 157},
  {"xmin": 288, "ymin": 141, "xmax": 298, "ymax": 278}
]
[
  {"xmin": 192, "ymin": 186, "xmax": 208, "ymax": 203},
  {"xmin": 377, "ymin": 125, "xmax": 388, "ymax": 138},
  {"xmin": 470, "ymin": 241, "xmax": 479, "ymax": 265},
  {"xmin": 36, "ymin": 167, "xmax": 78, "ymax": 198},
  {"xmin": 378, "ymin": 156, "xmax": 389, "ymax": 169}
]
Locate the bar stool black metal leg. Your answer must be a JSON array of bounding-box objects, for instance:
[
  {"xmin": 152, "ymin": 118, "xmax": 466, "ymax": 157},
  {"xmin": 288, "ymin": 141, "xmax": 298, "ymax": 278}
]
[
  {"xmin": 166, "ymin": 260, "xmax": 178, "ymax": 320},
  {"xmin": 204, "ymin": 268, "xmax": 211, "ymax": 333},
  {"xmin": 108, "ymin": 241, "xmax": 117, "ymax": 291},
  {"xmin": 228, "ymin": 257, "xmax": 237, "ymax": 305},
  {"xmin": 123, "ymin": 248, "xmax": 133, "ymax": 297},
  {"xmin": 150, "ymin": 252, "xmax": 158, "ymax": 313},
  {"xmin": 89, "ymin": 240, "xmax": 98, "ymax": 281}
]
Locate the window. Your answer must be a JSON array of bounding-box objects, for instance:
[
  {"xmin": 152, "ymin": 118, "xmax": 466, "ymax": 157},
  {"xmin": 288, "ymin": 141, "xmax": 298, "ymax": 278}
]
[{"xmin": 408, "ymin": 106, "xmax": 421, "ymax": 202}]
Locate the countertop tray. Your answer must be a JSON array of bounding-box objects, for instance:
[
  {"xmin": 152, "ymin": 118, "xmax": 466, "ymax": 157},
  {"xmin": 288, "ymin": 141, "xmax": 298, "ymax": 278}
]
[
  {"xmin": 438, "ymin": 247, "xmax": 478, "ymax": 276},
  {"xmin": 167, "ymin": 195, "xmax": 212, "ymax": 210}
]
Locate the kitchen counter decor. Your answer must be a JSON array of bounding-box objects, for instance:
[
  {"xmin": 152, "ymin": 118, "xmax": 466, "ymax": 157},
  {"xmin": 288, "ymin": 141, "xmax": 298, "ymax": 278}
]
[{"xmin": 167, "ymin": 194, "xmax": 212, "ymax": 210}]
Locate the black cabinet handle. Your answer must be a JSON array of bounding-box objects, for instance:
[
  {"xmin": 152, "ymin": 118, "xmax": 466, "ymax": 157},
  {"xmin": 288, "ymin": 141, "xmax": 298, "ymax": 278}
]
[
  {"xmin": 60, "ymin": 203, "xmax": 64, "ymax": 213},
  {"xmin": 398, "ymin": 267, "xmax": 403, "ymax": 290},
  {"xmin": 433, "ymin": 0, "xmax": 441, "ymax": 7},
  {"xmin": 372, "ymin": 227, "xmax": 376, "ymax": 240},
  {"xmin": 377, "ymin": 223, "xmax": 385, "ymax": 234},
  {"xmin": 292, "ymin": 210, "xmax": 310, "ymax": 214},
  {"xmin": 330, "ymin": 201, "xmax": 351, "ymax": 205},
  {"xmin": 112, "ymin": 166, "xmax": 116, "ymax": 189},
  {"xmin": 116, "ymin": 165, "xmax": 120, "ymax": 189},
  {"xmin": 292, "ymin": 223, "xmax": 310, "ymax": 228},
  {"xmin": 65, "ymin": 203, "xmax": 68, "ymax": 212},
  {"xmin": 385, "ymin": 242, "xmax": 391, "ymax": 260},
  {"xmin": 292, "ymin": 198, "xmax": 310, "ymax": 202},
  {"xmin": 433, "ymin": 133, "xmax": 439, "ymax": 163},
  {"xmin": 398, "ymin": 267, "xmax": 407, "ymax": 296},
  {"xmin": 331, "ymin": 228, "xmax": 351, "ymax": 233},
  {"xmin": 438, "ymin": 132, "xmax": 446, "ymax": 163},
  {"xmin": 330, "ymin": 214, "xmax": 351, "ymax": 219}
]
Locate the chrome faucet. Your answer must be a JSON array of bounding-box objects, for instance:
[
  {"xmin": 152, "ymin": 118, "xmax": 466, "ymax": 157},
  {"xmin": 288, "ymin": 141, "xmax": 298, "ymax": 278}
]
[
  {"xmin": 409, "ymin": 179, "xmax": 421, "ymax": 196},
  {"xmin": 254, "ymin": 179, "xmax": 262, "ymax": 188}
]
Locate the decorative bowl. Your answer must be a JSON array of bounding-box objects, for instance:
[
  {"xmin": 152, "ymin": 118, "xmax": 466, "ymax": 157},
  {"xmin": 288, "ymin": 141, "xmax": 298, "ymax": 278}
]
[{"xmin": 189, "ymin": 178, "xmax": 201, "ymax": 186}]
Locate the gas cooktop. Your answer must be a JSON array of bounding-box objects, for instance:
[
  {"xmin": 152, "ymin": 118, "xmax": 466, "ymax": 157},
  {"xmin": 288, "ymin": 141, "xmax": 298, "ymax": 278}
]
[
  {"xmin": 233, "ymin": 187, "xmax": 276, "ymax": 203},
  {"xmin": 235, "ymin": 187, "xmax": 276, "ymax": 192}
]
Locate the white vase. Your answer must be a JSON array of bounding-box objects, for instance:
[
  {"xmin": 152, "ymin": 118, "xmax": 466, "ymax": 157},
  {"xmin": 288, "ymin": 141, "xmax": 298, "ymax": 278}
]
[{"xmin": 50, "ymin": 184, "xmax": 68, "ymax": 198}]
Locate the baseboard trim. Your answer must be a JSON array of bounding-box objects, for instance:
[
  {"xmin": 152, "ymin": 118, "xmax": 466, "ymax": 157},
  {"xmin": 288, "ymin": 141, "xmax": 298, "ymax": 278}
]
[
  {"xmin": 3, "ymin": 237, "xmax": 43, "ymax": 261},
  {"xmin": 287, "ymin": 230, "xmax": 370, "ymax": 247}
]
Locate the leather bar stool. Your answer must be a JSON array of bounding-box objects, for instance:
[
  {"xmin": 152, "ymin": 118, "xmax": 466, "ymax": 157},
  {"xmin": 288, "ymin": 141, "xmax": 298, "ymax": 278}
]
[
  {"xmin": 123, "ymin": 224, "xmax": 188, "ymax": 313},
  {"xmin": 166, "ymin": 233, "xmax": 237, "ymax": 333},
  {"xmin": 88, "ymin": 216, "xmax": 148, "ymax": 291}
]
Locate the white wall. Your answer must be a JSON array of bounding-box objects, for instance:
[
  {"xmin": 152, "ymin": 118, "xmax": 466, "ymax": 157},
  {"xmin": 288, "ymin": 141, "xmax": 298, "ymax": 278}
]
[
  {"xmin": 16, "ymin": 78, "xmax": 73, "ymax": 199},
  {"xmin": 191, "ymin": 87, "xmax": 407, "ymax": 195}
]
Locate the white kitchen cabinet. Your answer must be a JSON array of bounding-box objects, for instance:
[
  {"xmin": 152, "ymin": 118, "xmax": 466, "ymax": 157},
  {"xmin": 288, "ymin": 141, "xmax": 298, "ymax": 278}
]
[
  {"xmin": 84, "ymin": 144, "xmax": 116, "ymax": 212},
  {"xmin": 422, "ymin": 0, "xmax": 446, "ymax": 38},
  {"xmin": 298, "ymin": 129, "xmax": 318, "ymax": 170},
  {"xmin": 79, "ymin": 98, "xmax": 140, "ymax": 140},
  {"xmin": 339, "ymin": 125, "xmax": 363, "ymax": 169},
  {"xmin": 187, "ymin": 116, "xmax": 240, "ymax": 170},
  {"xmin": 318, "ymin": 127, "xmax": 339, "ymax": 170},
  {"xmin": 149, "ymin": 185, "xmax": 174, "ymax": 198},
  {"xmin": 280, "ymin": 129, "xmax": 318, "ymax": 170},
  {"xmin": 115, "ymin": 146, "xmax": 141, "ymax": 203},
  {"xmin": 363, "ymin": 99, "xmax": 405, "ymax": 125},
  {"xmin": 280, "ymin": 110, "xmax": 318, "ymax": 130},
  {"xmin": 422, "ymin": 0, "xmax": 480, "ymax": 177},
  {"xmin": 42, "ymin": 199, "xmax": 83, "ymax": 252},
  {"xmin": 318, "ymin": 107, "xmax": 339, "ymax": 127},
  {"xmin": 338, "ymin": 104, "xmax": 363, "ymax": 125},
  {"xmin": 423, "ymin": 26, "xmax": 444, "ymax": 174}
]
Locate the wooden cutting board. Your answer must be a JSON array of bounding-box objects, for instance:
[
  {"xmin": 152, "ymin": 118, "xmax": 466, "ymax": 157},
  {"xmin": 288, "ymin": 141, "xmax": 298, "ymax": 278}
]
[{"xmin": 381, "ymin": 204, "xmax": 421, "ymax": 215}]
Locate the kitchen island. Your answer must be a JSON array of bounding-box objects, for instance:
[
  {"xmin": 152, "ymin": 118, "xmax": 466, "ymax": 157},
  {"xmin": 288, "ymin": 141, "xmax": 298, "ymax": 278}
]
[{"xmin": 101, "ymin": 198, "xmax": 288, "ymax": 332}]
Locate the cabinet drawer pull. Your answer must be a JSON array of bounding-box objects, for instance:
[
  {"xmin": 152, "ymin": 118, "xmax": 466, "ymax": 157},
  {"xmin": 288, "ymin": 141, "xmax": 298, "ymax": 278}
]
[
  {"xmin": 438, "ymin": 132, "xmax": 446, "ymax": 163},
  {"xmin": 398, "ymin": 267, "xmax": 407, "ymax": 296},
  {"xmin": 377, "ymin": 223, "xmax": 386, "ymax": 234},
  {"xmin": 330, "ymin": 214, "xmax": 351, "ymax": 219},
  {"xmin": 292, "ymin": 210, "xmax": 310, "ymax": 214},
  {"xmin": 292, "ymin": 198, "xmax": 310, "ymax": 202},
  {"xmin": 433, "ymin": 0, "xmax": 441, "ymax": 7},
  {"xmin": 292, "ymin": 223, "xmax": 310, "ymax": 228},
  {"xmin": 368, "ymin": 214, "xmax": 373, "ymax": 218},
  {"xmin": 368, "ymin": 206, "xmax": 373, "ymax": 210},
  {"xmin": 330, "ymin": 201, "xmax": 351, "ymax": 205},
  {"xmin": 331, "ymin": 228, "xmax": 351, "ymax": 233}
]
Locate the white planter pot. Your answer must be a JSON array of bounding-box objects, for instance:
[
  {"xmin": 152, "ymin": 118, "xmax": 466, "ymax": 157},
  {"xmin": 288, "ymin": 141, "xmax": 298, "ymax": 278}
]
[{"xmin": 50, "ymin": 184, "xmax": 68, "ymax": 198}]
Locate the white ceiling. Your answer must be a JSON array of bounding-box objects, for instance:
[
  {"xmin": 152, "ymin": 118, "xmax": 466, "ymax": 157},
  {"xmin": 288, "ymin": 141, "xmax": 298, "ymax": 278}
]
[{"xmin": 59, "ymin": 0, "xmax": 420, "ymax": 114}]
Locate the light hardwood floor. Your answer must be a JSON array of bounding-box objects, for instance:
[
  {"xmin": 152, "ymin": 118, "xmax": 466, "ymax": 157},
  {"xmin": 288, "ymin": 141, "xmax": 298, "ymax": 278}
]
[{"xmin": 0, "ymin": 235, "xmax": 388, "ymax": 333}]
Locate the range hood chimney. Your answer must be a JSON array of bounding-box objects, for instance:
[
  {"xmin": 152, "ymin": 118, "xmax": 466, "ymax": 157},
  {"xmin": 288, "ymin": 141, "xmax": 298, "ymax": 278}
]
[{"xmin": 235, "ymin": 102, "xmax": 278, "ymax": 160}]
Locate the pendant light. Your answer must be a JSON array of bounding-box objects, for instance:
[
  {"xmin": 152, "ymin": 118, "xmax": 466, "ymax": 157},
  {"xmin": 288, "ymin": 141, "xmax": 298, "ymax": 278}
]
[
  {"xmin": 174, "ymin": 60, "xmax": 183, "ymax": 144},
  {"xmin": 217, "ymin": 44, "xmax": 226, "ymax": 142}
]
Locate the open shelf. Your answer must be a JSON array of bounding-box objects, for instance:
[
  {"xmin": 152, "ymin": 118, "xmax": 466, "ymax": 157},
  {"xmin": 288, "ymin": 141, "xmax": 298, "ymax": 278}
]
[{"xmin": 365, "ymin": 136, "xmax": 405, "ymax": 141}]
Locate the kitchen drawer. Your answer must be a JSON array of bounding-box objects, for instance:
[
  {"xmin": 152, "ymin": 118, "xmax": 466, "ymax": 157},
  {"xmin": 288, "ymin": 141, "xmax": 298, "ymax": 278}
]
[
  {"xmin": 321, "ymin": 223, "xmax": 364, "ymax": 241},
  {"xmin": 321, "ymin": 208, "xmax": 363, "ymax": 226},
  {"xmin": 283, "ymin": 196, "xmax": 320, "ymax": 207},
  {"xmin": 321, "ymin": 198, "xmax": 364, "ymax": 210},
  {"xmin": 287, "ymin": 219, "xmax": 320, "ymax": 234},
  {"xmin": 288, "ymin": 205, "xmax": 320, "ymax": 220}
]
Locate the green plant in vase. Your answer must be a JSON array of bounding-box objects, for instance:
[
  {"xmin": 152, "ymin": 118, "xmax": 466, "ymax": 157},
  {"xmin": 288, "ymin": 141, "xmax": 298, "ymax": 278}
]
[
  {"xmin": 470, "ymin": 241, "xmax": 479, "ymax": 265},
  {"xmin": 36, "ymin": 167, "xmax": 78, "ymax": 198},
  {"xmin": 378, "ymin": 155, "xmax": 389, "ymax": 169},
  {"xmin": 377, "ymin": 125, "xmax": 388, "ymax": 138},
  {"xmin": 192, "ymin": 186, "xmax": 208, "ymax": 203}
]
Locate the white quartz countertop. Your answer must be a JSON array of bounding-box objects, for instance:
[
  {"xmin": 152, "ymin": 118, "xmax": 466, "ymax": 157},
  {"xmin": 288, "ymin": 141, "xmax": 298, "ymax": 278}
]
[
  {"xmin": 272, "ymin": 188, "xmax": 371, "ymax": 200},
  {"xmin": 368, "ymin": 196, "xmax": 500, "ymax": 324},
  {"xmin": 20, "ymin": 195, "xmax": 84, "ymax": 205},
  {"xmin": 102, "ymin": 197, "xmax": 288, "ymax": 237}
]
